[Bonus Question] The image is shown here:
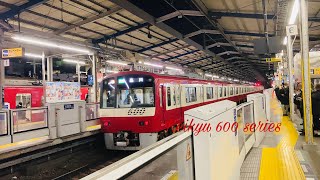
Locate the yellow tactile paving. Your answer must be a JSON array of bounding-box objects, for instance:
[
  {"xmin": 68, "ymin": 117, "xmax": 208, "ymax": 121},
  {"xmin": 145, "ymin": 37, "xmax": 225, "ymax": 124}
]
[
  {"xmin": 0, "ymin": 136, "xmax": 48, "ymax": 149},
  {"xmin": 259, "ymin": 96, "xmax": 305, "ymax": 180}
]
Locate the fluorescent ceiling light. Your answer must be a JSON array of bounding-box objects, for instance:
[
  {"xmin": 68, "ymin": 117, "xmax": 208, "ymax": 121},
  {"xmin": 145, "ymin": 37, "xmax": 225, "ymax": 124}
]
[
  {"xmin": 166, "ymin": 66, "xmax": 182, "ymax": 71},
  {"xmin": 106, "ymin": 70, "xmax": 118, "ymax": 73},
  {"xmin": 283, "ymin": 37, "xmax": 287, "ymax": 45},
  {"xmin": 205, "ymin": 73, "xmax": 212, "ymax": 77},
  {"xmin": 288, "ymin": 0, "xmax": 299, "ymax": 25},
  {"xmin": 25, "ymin": 53, "xmax": 42, "ymax": 59},
  {"xmin": 12, "ymin": 35, "xmax": 91, "ymax": 54},
  {"xmin": 234, "ymin": 79, "xmax": 239, "ymax": 82},
  {"xmin": 213, "ymin": 75, "xmax": 220, "ymax": 78},
  {"xmin": 63, "ymin": 59, "xmax": 86, "ymax": 65},
  {"xmin": 107, "ymin": 60, "xmax": 128, "ymax": 66},
  {"xmin": 228, "ymin": 78, "xmax": 232, "ymax": 81},
  {"xmin": 144, "ymin": 62, "xmax": 163, "ymax": 68}
]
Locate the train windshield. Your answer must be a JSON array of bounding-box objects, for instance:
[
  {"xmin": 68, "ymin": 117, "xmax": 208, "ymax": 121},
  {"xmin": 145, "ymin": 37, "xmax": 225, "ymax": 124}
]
[{"xmin": 101, "ymin": 75, "xmax": 155, "ymax": 108}]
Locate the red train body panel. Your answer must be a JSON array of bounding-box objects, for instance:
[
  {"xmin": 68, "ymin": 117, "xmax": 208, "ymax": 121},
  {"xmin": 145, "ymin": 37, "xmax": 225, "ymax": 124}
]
[
  {"xmin": 4, "ymin": 86, "xmax": 89, "ymax": 109},
  {"xmin": 99, "ymin": 71, "xmax": 263, "ymax": 150}
]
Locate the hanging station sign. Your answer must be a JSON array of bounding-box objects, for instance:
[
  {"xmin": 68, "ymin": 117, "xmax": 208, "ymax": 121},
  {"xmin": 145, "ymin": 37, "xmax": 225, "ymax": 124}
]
[
  {"xmin": 1, "ymin": 47, "xmax": 24, "ymax": 58},
  {"xmin": 310, "ymin": 68, "xmax": 320, "ymax": 75},
  {"xmin": 266, "ymin": 58, "xmax": 282, "ymax": 62}
]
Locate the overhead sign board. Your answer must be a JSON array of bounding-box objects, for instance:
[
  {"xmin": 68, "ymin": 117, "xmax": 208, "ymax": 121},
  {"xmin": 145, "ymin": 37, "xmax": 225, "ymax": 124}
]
[
  {"xmin": 266, "ymin": 58, "xmax": 282, "ymax": 62},
  {"xmin": 310, "ymin": 68, "xmax": 320, "ymax": 75},
  {"xmin": 286, "ymin": 25, "xmax": 298, "ymax": 36},
  {"xmin": 1, "ymin": 48, "xmax": 24, "ymax": 58}
]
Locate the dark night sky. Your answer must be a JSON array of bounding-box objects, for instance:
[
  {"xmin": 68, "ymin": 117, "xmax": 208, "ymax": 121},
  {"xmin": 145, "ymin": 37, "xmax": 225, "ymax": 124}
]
[{"xmin": 5, "ymin": 58, "xmax": 85, "ymax": 79}]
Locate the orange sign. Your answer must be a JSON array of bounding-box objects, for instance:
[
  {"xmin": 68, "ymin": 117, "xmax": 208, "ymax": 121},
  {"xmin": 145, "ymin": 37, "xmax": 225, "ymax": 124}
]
[{"xmin": 1, "ymin": 48, "xmax": 24, "ymax": 58}]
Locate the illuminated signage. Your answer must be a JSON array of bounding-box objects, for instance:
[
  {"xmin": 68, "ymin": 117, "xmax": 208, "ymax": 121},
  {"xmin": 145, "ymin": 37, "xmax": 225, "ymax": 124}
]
[
  {"xmin": 1, "ymin": 48, "xmax": 24, "ymax": 58},
  {"xmin": 118, "ymin": 78, "xmax": 125, "ymax": 84},
  {"xmin": 311, "ymin": 68, "xmax": 320, "ymax": 75},
  {"xmin": 266, "ymin": 58, "xmax": 281, "ymax": 62}
]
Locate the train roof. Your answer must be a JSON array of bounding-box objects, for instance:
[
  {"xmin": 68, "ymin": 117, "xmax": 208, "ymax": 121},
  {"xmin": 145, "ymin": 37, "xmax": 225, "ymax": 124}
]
[{"xmin": 103, "ymin": 71, "xmax": 254, "ymax": 86}]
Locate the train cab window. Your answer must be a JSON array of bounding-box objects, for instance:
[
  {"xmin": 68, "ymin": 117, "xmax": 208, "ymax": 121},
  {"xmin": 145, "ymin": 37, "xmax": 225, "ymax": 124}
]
[
  {"xmin": 117, "ymin": 75, "xmax": 154, "ymax": 108},
  {"xmin": 206, "ymin": 87, "xmax": 214, "ymax": 99},
  {"xmin": 101, "ymin": 75, "xmax": 155, "ymax": 108},
  {"xmin": 16, "ymin": 93, "xmax": 31, "ymax": 108},
  {"xmin": 167, "ymin": 87, "xmax": 171, "ymax": 107},
  {"xmin": 230, "ymin": 87, "xmax": 234, "ymax": 96},
  {"xmin": 101, "ymin": 78, "xmax": 116, "ymax": 108},
  {"xmin": 186, "ymin": 87, "xmax": 197, "ymax": 103}
]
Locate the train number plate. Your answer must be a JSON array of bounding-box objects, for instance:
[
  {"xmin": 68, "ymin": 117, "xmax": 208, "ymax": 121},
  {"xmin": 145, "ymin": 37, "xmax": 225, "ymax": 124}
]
[{"xmin": 64, "ymin": 104, "xmax": 74, "ymax": 110}]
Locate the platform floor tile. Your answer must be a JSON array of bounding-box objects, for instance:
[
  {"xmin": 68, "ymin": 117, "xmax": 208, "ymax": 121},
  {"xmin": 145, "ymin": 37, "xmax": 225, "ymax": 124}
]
[
  {"xmin": 259, "ymin": 98, "xmax": 305, "ymax": 180},
  {"xmin": 240, "ymin": 148, "xmax": 262, "ymax": 180}
]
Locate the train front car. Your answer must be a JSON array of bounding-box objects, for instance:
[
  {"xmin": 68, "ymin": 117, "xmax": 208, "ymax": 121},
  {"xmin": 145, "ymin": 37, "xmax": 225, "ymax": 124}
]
[{"xmin": 100, "ymin": 72, "xmax": 160, "ymax": 150}]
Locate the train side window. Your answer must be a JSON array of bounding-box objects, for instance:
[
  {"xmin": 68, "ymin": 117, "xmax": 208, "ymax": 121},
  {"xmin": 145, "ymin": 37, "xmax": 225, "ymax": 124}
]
[
  {"xmin": 235, "ymin": 87, "xmax": 238, "ymax": 95},
  {"xmin": 16, "ymin": 93, "xmax": 31, "ymax": 108},
  {"xmin": 159, "ymin": 86, "xmax": 162, "ymax": 107},
  {"xmin": 167, "ymin": 87, "xmax": 171, "ymax": 107},
  {"xmin": 223, "ymin": 87, "xmax": 227, "ymax": 97},
  {"xmin": 206, "ymin": 87, "xmax": 214, "ymax": 99},
  {"xmin": 186, "ymin": 87, "xmax": 197, "ymax": 103},
  {"xmin": 230, "ymin": 87, "xmax": 234, "ymax": 96}
]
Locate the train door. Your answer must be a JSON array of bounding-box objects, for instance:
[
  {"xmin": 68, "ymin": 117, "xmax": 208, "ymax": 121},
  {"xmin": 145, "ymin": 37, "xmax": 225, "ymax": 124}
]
[
  {"xmin": 159, "ymin": 85, "xmax": 165, "ymax": 125},
  {"xmin": 175, "ymin": 84, "xmax": 182, "ymax": 124},
  {"xmin": 164, "ymin": 83, "xmax": 179, "ymax": 129}
]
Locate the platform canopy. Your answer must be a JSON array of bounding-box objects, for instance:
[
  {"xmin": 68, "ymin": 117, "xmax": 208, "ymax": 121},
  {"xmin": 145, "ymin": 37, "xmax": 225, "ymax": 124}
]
[{"xmin": 0, "ymin": 0, "xmax": 318, "ymax": 82}]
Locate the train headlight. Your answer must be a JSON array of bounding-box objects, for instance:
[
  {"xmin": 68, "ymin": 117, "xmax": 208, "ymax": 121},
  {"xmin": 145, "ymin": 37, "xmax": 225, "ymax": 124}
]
[
  {"xmin": 103, "ymin": 121, "xmax": 111, "ymax": 127},
  {"xmin": 139, "ymin": 121, "xmax": 149, "ymax": 126}
]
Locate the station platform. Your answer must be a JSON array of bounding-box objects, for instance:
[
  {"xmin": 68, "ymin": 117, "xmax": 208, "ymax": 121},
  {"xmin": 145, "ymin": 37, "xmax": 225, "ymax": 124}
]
[
  {"xmin": 81, "ymin": 91, "xmax": 320, "ymax": 180},
  {"xmin": 241, "ymin": 95, "xmax": 319, "ymax": 180},
  {"xmin": 0, "ymin": 102, "xmax": 101, "ymax": 162}
]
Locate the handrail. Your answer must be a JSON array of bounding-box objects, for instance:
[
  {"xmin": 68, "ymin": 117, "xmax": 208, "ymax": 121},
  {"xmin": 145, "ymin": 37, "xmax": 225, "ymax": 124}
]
[
  {"xmin": 81, "ymin": 131, "xmax": 192, "ymax": 180},
  {"xmin": 86, "ymin": 102, "xmax": 100, "ymax": 105},
  {"xmin": 11, "ymin": 107, "xmax": 48, "ymax": 112}
]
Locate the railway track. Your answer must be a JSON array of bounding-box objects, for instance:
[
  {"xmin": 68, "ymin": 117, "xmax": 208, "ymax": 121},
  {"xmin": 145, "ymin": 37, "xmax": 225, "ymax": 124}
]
[
  {"xmin": 0, "ymin": 134, "xmax": 132, "ymax": 180},
  {"xmin": 51, "ymin": 151, "xmax": 131, "ymax": 180}
]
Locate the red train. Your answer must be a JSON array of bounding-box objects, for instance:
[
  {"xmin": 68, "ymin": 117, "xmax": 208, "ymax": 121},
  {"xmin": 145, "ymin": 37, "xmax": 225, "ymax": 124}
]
[
  {"xmin": 4, "ymin": 86, "xmax": 89, "ymax": 109},
  {"xmin": 99, "ymin": 71, "xmax": 264, "ymax": 150}
]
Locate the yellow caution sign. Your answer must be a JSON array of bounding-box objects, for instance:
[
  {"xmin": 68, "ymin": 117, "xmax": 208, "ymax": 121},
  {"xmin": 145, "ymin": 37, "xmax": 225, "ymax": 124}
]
[
  {"xmin": 186, "ymin": 143, "xmax": 191, "ymax": 161},
  {"xmin": 266, "ymin": 58, "xmax": 282, "ymax": 62},
  {"xmin": 311, "ymin": 68, "xmax": 320, "ymax": 75},
  {"xmin": 1, "ymin": 47, "xmax": 24, "ymax": 58}
]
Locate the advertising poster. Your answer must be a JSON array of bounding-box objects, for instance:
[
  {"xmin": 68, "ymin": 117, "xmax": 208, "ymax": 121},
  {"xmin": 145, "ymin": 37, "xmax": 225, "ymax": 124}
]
[
  {"xmin": 45, "ymin": 82, "xmax": 81, "ymax": 103},
  {"xmin": 45, "ymin": 82, "xmax": 57, "ymax": 103}
]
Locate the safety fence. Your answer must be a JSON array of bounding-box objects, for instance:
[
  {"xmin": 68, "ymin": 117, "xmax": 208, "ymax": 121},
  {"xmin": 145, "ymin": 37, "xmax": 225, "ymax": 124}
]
[{"xmin": 0, "ymin": 103, "xmax": 100, "ymax": 146}]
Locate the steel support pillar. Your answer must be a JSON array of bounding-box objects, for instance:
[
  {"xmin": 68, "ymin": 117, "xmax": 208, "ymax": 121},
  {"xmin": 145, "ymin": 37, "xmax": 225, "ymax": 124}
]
[
  {"xmin": 77, "ymin": 63, "xmax": 81, "ymax": 83},
  {"xmin": 0, "ymin": 60, "xmax": 4, "ymax": 109},
  {"xmin": 92, "ymin": 54, "xmax": 98, "ymax": 103},
  {"xmin": 300, "ymin": 0, "xmax": 313, "ymax": 144},
  {"xmin": 286, "ymin": 36, "xmax": 295, "ymax": 120},
  {"xmin": 46, "ymin": 57, "xmax": 53, "ymax": 81},
  {"xmin": 42, "ymin": 52, "xmax": 46, "ymax": 104}
]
